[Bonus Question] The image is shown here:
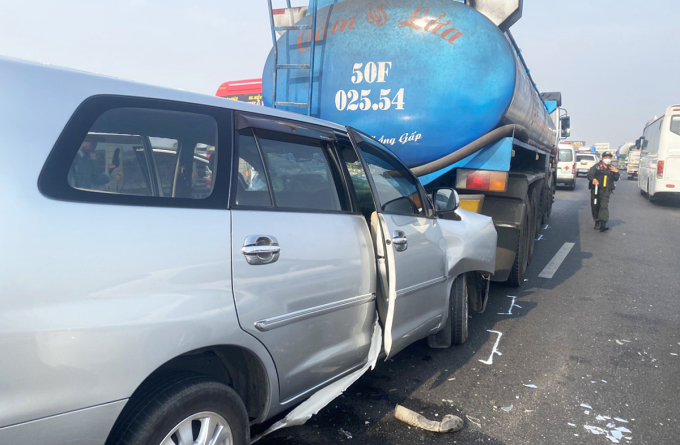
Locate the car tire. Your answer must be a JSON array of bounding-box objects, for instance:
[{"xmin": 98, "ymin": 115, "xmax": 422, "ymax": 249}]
[
  {"xmin": 427, "ymin": 274, "xmax": 469, "ymax": 348},
  {"xmin": 107, "ymin": 374, "xmax": 249, "ymax": 445}
]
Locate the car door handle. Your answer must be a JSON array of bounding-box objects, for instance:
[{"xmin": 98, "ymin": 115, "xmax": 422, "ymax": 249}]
[
  {"xmin": 242, "ymin": 235, "xmax": 280, "ymax": 265},
  {"xmin": 391, "ymin": 231, "xmax": 408, "ymax": 252}
]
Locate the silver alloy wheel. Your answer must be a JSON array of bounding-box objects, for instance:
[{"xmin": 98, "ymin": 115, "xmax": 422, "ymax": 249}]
[{"xmin": 160, "ymin": 411, "xmax": 233, "ymax": 445}]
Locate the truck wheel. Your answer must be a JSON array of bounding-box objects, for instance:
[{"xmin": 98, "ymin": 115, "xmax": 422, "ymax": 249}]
[
  {"xmin": 107, "ymin": 374, "xmax": 249, "ymax": 445},
  {"xmin": 427, "ymin": 274, "xmax": 468, "ymax": 348},
  {"xmin": 506, "ymin": 214, "xmax": 529, "ymax": 287}
]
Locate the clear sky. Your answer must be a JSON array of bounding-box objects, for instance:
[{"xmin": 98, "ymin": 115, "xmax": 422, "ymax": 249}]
[{"xmin": 1, "ymin": 0, "xmax": 678, "ymax": 148}]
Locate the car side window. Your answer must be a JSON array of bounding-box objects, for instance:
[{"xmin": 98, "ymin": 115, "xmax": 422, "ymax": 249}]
[
  {"xmin": 254, "ymin": 130, "xmax": 344, "ymax": 212},
  {"xmin": 66, "ymin": 108, "xmax": 218, "ymax": 199},
  {"xmin": 234, "ymin": 129, "xmax": 272, "ymax": 207},
  {"xmin": 357, "ymin": 139, "xmax": 425, "ymax": 217},
  {"xmin": 337, "ymin": 139, "xmax": 376, "ymax": 216}
]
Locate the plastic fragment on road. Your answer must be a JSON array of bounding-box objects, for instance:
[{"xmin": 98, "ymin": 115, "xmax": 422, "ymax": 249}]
[
  {"xmin": 394, "ymin": 405, "xmax": 464, "ymax": 433},
  {"xmin": 580, "ymin": 403, "xmax": 593, "ymax": 409},
  {"xmin": 466, "ymin": 415, "xmax": 482, "ymax": 428},
  {"xmin": 523, "ymin": 384, "xmax": 538, "ymax": 389},
  {"xmin": 251, "ymin": 317, "xmax": 382, "ymax": 443},
  {"xmin": 339, "ymin": 428, "xmax": 353, "ymax": 439},
  {"xmin": 614, "ymin": 418, "xmax": 628, "ymax": 423},
  {"xmin": 479, "ymin": 330, "xmax": 503, "ymax": 365},
  {"xmin": 501, "ymin": 404, "xmax": 513, "ymax": 412}
]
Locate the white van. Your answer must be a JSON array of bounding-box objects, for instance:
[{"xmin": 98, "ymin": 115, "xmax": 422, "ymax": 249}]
[
  {"xmin": 638, "ymin": 105, "xmax": 680, "ymax": 200},
  {"xmin": 556, "ymin": 143, "xmax": 576, "ymax": 189}
]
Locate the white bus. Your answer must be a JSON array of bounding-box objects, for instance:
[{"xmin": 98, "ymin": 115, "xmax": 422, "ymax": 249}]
[{"xmin": 638, "ymin": 105, "xmax": 680, "ymax": 200}]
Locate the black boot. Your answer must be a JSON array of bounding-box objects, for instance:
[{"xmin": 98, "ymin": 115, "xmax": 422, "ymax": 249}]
[
  {"xmin": 600, "ymin": 222, "xmax": 609, "ymax": 232},
  {"xmin": 594, "ymin": 221, "xmax": 601, "ymax": 230}
]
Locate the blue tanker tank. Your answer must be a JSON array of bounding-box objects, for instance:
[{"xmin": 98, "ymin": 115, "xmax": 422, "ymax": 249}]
[{"xmin": 262, "ymin": 0, "xmax": 556, "ymax": 171}]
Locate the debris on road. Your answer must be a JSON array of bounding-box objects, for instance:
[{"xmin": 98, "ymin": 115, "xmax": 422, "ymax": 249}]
[
  {"xmin": 339, "ymin": 428, "xmax": 353, "ymax": 439},
  {"xmin": 501, "ymin": 404, "xmax": 514, "ymax": 412},
  {"xmin": 394, "ymin": 405, "xmax": 464, "ymax": 433},
  {"xmin": 523, "ymin": 384, "xmax": 538, "ymax": 389},
  {"xmin": 466, "ymin": 415, "xmax": 482, "ymax": 428}
]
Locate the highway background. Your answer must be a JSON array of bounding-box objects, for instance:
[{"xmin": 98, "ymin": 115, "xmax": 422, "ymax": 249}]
[{"xmin": 258, "ymin": 176, "xmax": 680, "ymax": 444}]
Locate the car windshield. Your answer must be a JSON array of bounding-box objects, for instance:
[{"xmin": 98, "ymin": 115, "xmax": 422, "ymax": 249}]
[
  {"xmin": 558, "ymin": 149, "xmax": 573, "ymax": 162},
  {"xmin": 577, "ymin": 155, "xmax": 596, "ymax": 162}
]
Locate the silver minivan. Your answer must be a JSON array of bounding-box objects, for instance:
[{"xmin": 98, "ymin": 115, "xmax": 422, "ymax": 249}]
[{"xmin": 0, "ymin": 57, "xmax": 497, "ymax": 445}]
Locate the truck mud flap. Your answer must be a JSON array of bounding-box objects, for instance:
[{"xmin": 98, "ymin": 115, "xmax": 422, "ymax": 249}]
[{"xmin": 491, "ymin": 225, "xmax": 520, "ymax": 283}]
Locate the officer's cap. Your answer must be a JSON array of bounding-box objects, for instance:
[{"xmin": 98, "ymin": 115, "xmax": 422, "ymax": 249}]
[{"xmin": 602, "ymin": 151, "xmax": 613, "ymax": 158}]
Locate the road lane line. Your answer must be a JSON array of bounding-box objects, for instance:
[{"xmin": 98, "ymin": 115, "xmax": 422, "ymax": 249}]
[{"xmin": 538, "ymin": 242, "xmax": 575, "ymax": 279}]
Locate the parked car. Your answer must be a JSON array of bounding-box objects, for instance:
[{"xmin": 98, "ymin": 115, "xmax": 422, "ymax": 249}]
[
  {"xmin": 0, "ymin": 57, "xmax": 497, "ymax": 445},
  {"xmin": 576, "ymin": 153, "xmax": 598, "ymax": 176},
  {"xmin": 556, "ymin": 144, "xmax": 576, "ymax": 189}
]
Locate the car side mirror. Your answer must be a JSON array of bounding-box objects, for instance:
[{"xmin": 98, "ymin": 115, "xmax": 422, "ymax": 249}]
[
  {"xmin": 432, "ymin": 188, "xmax": 459, "ymax": 214},
  {"xmin": 560, "ymin": 116, "xmax": 571, "ymax": 139}
]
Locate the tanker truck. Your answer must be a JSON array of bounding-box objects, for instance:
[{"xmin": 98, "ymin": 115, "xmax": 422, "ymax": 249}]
[{"xmin": 262, "ymin": 0, "xmax": 571, "ymax": 286}]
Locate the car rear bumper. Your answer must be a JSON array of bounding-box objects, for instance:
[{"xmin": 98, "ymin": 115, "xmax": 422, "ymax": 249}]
[{"xmin": 0, "ymin": 400, "xmax": 126, "ymax": 445}]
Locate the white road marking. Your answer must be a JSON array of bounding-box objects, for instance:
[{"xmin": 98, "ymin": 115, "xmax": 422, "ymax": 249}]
[
  {"xmin": 479, "ymin": 330, "xmax": 503, "ymax": 365},
  {"xmin": 538, "ymin": 242, "xmax": 575, "ymax": 279},
  {"xmin": 536, "ymin": 234, "xmax": 544, "ymax": 241},
  {"xmin": 498, "ymin": 295, "xmax": 522, "ymax": 315}
]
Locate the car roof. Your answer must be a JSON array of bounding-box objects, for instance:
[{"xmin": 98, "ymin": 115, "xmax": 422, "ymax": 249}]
[{"xmin": 0, "ymin": 56, "xmax": 347, "ymax": 132}]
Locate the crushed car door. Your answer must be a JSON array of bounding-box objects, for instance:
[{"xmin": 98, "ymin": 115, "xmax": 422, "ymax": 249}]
[{"xmin": 346, "ymin": 129, "xmax": 448, "ymax": 358}]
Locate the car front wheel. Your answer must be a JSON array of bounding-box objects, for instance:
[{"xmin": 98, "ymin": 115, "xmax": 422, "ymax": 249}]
[{"xmin": 107, "ymin": 374, "xmax": 249, "ymax": 445}]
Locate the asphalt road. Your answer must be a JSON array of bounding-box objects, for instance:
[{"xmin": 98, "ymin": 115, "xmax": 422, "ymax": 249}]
[{"xmin": 258, "ymin": 176, "xmax": 680, "ymax": 445}]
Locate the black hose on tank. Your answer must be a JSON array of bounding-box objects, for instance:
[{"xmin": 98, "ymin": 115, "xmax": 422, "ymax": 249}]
[{"xmin": 410, "ymin": 124, "xmax": 529, "ymax": 177}]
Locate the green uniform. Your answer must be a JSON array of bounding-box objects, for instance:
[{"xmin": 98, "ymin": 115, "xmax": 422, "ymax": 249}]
[{"xmin": 587, "ymin": 162, "xmax": 620, "ymax": 223}]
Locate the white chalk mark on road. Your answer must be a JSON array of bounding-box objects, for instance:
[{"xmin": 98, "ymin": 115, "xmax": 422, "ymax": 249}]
[
  {"xmin": 536, "ymin": 234, "xmax": 544, "ymax": 241},
  {"xmin": 538, "ymin": 242, "xmax": 575, "ymax": 279},
  {"xmin": 498, "ymin": 295, "xmax": 522, "ymax": 315},
  {"xmin": 479, "ymin": 330, "xmax": 503, "ymax": 365}
]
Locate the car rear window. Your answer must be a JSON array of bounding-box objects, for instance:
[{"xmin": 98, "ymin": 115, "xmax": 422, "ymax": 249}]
[
  {"xmin": 671, "ymin": 116, "xmax": 680, "ymax": 136},
  {"xmin": 558, "ymin": 149, "xmax": 573, "ymax": 162},
  {"xmin": 67, "ymin": 108, "xmax": 217, "ymax": 199},
  {"xmin": 40, "ymin": 96, "xmax": 231, "ymax": 209},
  {"xmin": 577, "ymin": 155, "xmax": 596, "ymax": 162}
]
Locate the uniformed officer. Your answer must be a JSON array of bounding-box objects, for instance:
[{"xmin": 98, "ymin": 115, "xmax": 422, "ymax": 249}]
[{"xmin": 587, "ymin": 152, "xmax": 620, "ymax": 232}]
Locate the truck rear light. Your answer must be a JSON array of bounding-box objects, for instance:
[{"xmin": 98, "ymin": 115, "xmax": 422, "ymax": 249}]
[
  {"xmin": 657, "ymin": 160, "xmax": 665, "ymax": 178},
  {"xmin": 456, "ymin": 169, "xmax": 508, "ymax": 192}
]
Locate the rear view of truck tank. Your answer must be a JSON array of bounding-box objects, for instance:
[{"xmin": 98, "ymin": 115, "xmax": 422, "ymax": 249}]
[{"xmin": 262, "ymin": 0, "xmax": 557, "ymax": 170}]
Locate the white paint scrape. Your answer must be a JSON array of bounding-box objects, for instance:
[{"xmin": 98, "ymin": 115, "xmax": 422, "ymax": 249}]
[
  {"xmin": 479, "ymin": 330, "xmax": 503, "ymax": 365},
  {"xmin": 498, "ymin": 295, "xmax": 522, "ymax": 315},
  {"xmin": 252, "ymin": 317, "xmax": 383, "ymax": 443}
]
